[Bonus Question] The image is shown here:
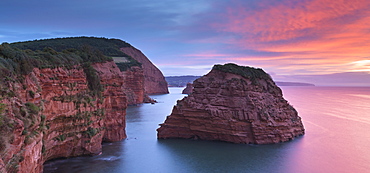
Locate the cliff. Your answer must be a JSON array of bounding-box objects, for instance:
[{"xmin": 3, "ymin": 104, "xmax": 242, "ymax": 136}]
[
  {"xmin": 9, "ymin": 36, "xmax": 155, "ymax": 105},
  {"xmin": 157, "ymin": 63, "xmax": 305, "ymax": 144},
  {"xmin": 120, "ymin": 47, "xmax": 169, "ymax": 94},
  {"xmin": 0, "ymin": 37, "xmax": 160, "ymax": 173},
  {"xmin": 114, "ymin": 57, "xmax": 145, "ymax": 105},
  {"xmin": 0, "ymin": 61, "xmax": 126, "ymax": 173}
]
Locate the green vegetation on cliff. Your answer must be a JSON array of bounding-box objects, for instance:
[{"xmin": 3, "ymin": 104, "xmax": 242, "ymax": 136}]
[
  {"xmin": 213, "ymin": 63, "xmax": 272, "ymax": 81},
  {"xmin": 83, "ymin": 62, "xmax": 104, "ymax": 96},
  {"xmin": 10, "ymin": 36, "xmax": 132, "ymax": 57},
  {"xmin": 0, "ymin": 37, "xmax": 141, "ymax": 82},
  {"xmin": 0, "ymin": 37, "xmax": 135, "ymax": 172},
  {"xmin": 115, "ymin": 58, "xmax": 142, "ymax": 71}
]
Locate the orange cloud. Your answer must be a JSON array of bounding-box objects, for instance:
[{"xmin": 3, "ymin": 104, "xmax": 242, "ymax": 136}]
[
  {"xmin": 230, "ymin": 55, "xmax": 351, "ymax": 75},
  {"xmin": 211, "ymin": 0, "xmax": 370, "ymax": 75},
  {"xmin": 220, "ymin": 0, "xmax": 369, "ymax": 42}
]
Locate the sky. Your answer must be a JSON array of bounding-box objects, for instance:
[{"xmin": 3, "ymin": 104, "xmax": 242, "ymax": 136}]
[{"xmin": 1, "ymin": 0, "xmax": 370, "ymax": 86}]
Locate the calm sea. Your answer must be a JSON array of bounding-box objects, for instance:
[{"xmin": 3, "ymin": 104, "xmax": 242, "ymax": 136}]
[{"xmin": 44, "ymin": 87, "xmax": 370, "ymax": 173}]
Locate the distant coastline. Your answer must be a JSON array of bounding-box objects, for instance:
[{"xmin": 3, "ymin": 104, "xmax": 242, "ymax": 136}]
[
  {"xmin": 275, "ymin": 81, "xmax": 315, "ymax": 86},
  {"xmin": 166, "ymin": 76, "xmax": 315, "ymax": 87},
  {"xmin": 165, "ymin": 76, "xmax": 201, "ymax": 87}
]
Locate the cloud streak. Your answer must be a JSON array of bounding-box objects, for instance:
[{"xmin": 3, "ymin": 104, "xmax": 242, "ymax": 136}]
[
  {"xmin": 1, "ymin": 0, "xmax": 370, "ymax": 85},
  {"xmin": 200, "ymin": 0, "xmax": 370, "ymax": 75}
]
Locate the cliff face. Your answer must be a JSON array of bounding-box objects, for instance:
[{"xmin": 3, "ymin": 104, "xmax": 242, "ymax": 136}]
[
  {"xmin": 120, "ymin": 66, "xmax": 145, "ymax": 105},
  {"xmin": 0, "ymin": 61, "xmax": 126, "ymax": 173},
  {"xmin": 157, "ymin": 64, "xmax": 305, "ymax": 144},
  {"xmin": 92, "ymin": 62, "xmax": 127, "ymax": 141},
  {"xmin": 0, "ymin": 37, "xmax": 168, "ymax": 172},
  {"xmin": 120, "ymin": 47, "xmax": 168, "ymax": 94},
  {"xmin": 113, "ymin": 55, "xmax": 146, "ymax": 105}
]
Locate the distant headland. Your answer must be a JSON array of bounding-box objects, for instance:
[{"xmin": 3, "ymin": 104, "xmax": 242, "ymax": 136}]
[{"xmin": 166, "ymin": 75, "xmax": 315, "ymax": 87}]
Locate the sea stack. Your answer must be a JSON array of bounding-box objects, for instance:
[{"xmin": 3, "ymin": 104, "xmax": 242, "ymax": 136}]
[
  {"xmin": 182, "ymin": 83, "xmax": 193, "ymax": 94},
  {"xmin": 157, "ymin": 63, "xmax": 305, "ymax": 144}
]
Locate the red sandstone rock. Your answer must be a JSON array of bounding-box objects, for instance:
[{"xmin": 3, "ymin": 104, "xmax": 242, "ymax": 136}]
[
  {"xmin": 120, "ymin": 47, "xmax": 169, "ymax": 94},
  {"xmin": 143, "ymin": 95, "xmax": 157, "ymax": 104},
  {"xmin": 0, "ymin": 158, "xmax": 5, "ymax": 172},
  {"xmin": 113, "ymin": 56, "xmax": 152, "ymax": 105},
  {"xmin": 157, "ymin": 64, "xmax": 305, "ymax": 144},
  {"xmin": 93, "ymin": 62, "xmax": 127, "ymax": 141},
  {"xmin": 0, "ymin": 61, "xmax": 127, "ymax": 173},
  {"xmin": 121, "ymin": 66, "xmax": 145, "ymax": 105},
  {"xmin": 182, "ymin": 83, "xmax": 193, "ymax": 94}
]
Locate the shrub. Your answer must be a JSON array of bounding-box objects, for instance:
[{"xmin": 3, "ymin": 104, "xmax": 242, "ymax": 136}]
[
  {"xmin": 0, "ymin": 103, "xmax": 6, "ymax": 114},
  {"xmin": 213, "ymin": 63, "xmax": 271, "ymax": 80},
  {"xmin": 1, "ymin": 37, "xmax": 131, "ymax": 83},
  {"xmin": 41, "ymin": 114, "xmax": 46, "ymax": 121},
  {"xmin": 28, "ymin": 90, "xmax": 35, "ymax": 98},
  {"xmin": 54, "ymin": 134, "xmax": 66, "ymax": 141},
  {"xmin": 85, "ymin": 127, "xmax": 99, "ymax": 138},
  {"xmin": 83, "ymin": 63, "xmax": 103, "ymax": 97},
  {"xmin": 10, "ymin": 36, "xmax": 131, "ymax": 57},
  {"xmin": 115, "ymin": 57, "xmax": 142, "ymax": 71},
  {"xmin": 22, "ymin": 129, "xmax": 28, "ymax": 135},
  {"xmin": 42, "ymin": 145, "xmax": 46, "ymax": 154},
  {"xmin": 25, "ymin": 102, "xmax": 39, "ymax": 114},
  {"xmin": 212, "ymin": 63, "xmax": 272, "ymax": 85}
]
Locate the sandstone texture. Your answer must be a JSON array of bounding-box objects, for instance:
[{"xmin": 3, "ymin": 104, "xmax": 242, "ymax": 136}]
[
  {"xmin": 121, "ymin": 66, "xmax": 145, "ymax": 105},
  {"xmin": 120, "ymin": 47, "xmax": 169, "ymax": 94},
  {"xmin": 113, "ymin": 56, "xmax": 146, "ymax": 105},
  {"xmin": 0, "ymin": 37, "xmax": 169, "ymax": 173},
  {"xmin": 0, "ymin": 61, "xmax": 126, "ymax": 173},
  {"xmin": 157, "ymin": 63, "xmax": 305, "ymax": 144},
  {"xmin": 182, "ymin": 83, "xmax": 193, "ymax": 94}
]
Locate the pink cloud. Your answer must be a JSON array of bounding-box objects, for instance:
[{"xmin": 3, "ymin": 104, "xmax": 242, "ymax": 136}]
[
  {"xmin": 219, "ymin": 0, "xmax": 369, "ymax": 42},
  {"xmin": 207, "ymin": 0, "xmax": 370, "ymax": 75}
]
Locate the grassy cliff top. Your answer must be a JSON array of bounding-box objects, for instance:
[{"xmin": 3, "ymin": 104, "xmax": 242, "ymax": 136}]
[
  {"xmin": 0, "ymin": 37, "xmax": 139, "ymax": 79},
  {"xmin": 10, "ymin": 37, "xmax": 132, "ymax": 57},
  {"xmin": 212, "ymin": 63, "xmax": 272, "ymax": 80}
]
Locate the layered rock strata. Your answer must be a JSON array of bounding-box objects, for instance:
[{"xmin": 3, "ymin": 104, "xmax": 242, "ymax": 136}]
[
  {"xmin": 157, "ymin": 63, "xmax": 305, "ymax": 144},
  {"xmin": 113, "ymin": 57, "xmax": 156, "ymax": 105},
  {"xmin": 0, "ymin": 61, "xmax": 126, "ymax": 173},
  {"xmin": 92, "ymin": 62, "xmax": 127, "ymax": 141},
  {"xmin": 0, "ymin": 37, "xmax": 168, "ymax": 173},
  {"xmin": 120, "ymin": 66, "xmax": 145, "ymax": 105},
  {"xmin": 120, "ymin": 47, "xmax": 169, "ymax": 94}
]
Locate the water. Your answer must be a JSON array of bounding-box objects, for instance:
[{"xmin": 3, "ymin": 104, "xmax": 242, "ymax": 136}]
[{"xmin": 44, "ymin": 87, "xmax": 370, "ymax": 173}]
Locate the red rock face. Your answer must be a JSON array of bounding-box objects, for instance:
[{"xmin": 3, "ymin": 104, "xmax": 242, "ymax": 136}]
[
  {"xmin": 92, "ymin": 62, "xmax": 127, "ymax": 141},
  {"xmin": 182, "ymin": 83, "xmax": 193, "ymax": 94},
  {"xmin": 120, "ymin": 47, "xmax": 169, "ymax": 94},
  {"xmin": 157, "ymin": 67, "xmax": 305, "ymax": 144},
  {"xmin": 0, "ymin": 157, "xmax": 5, "ymax": 172},
  {"xmin": 121, "ymin": 66, "xmax": 145, "ymax": 105},
  {"xmin": 0, "ymin": 61, "xmax": 127, "ymax": 173}
]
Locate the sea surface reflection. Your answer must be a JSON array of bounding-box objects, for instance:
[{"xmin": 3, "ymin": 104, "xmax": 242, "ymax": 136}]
[{"xmin": 44, "ymin": 87, "xmax": 370, "ymax": 173}]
